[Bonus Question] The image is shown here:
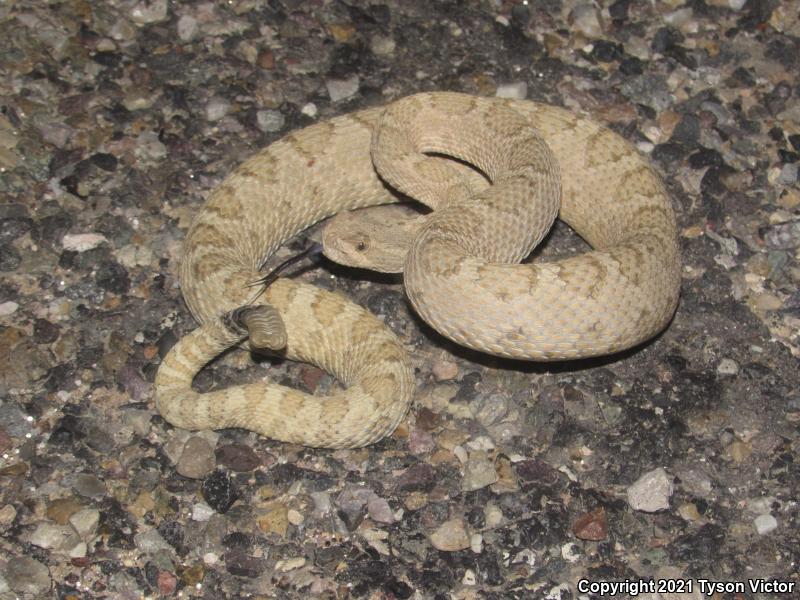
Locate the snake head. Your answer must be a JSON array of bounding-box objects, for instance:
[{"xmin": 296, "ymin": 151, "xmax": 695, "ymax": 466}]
[{"xmin": 322, "ymin": 205, "xmax": 425, "ymax": 274}]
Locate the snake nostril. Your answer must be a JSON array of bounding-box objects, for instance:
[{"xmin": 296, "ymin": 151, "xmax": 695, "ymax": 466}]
[{"xmin": 356, "ymin": 240, "xmax": 368, "ymax": 251}]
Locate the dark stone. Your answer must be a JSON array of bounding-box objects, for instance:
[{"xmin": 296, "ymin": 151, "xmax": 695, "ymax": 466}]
[
  {"xmin": 765, "ymin": 81, "xmax": 792, "ymax": 116},
  {"xmin": 478, "ymin": 553, "xmax": 503, "ymax": 585},
  {"xmin": 688, "ymin": 148, "xmax": 724, "ymax": 169},
  {"xmin": 222, "ymin": 531, "xmax": 253, "ymax": 550},
  {"xmin": 394, "ymin": 463, "xmax": 437, "ymax": 493},
  {"xmin": 201, "ymin": 470, "xmax": 240, "ymax": 513},
  {"xmin": 778, "ymin": 150, "xmax": 799, "ymax": 163},
  {"xmin": 789, "ymin": 134, "xmax": 800, "ymax": 152},
  {"xmin": 158, "ymin": 520, "xmax": 185, "ymax": 554},
  {"xmin": 91, "ymin": 153, "xmax": 118, "ymax": 172},
  {"xmin": 95, "ymin": 260, "xmax": 130, "ymax": 294},
  {"xmin": 224, "ymin": 550, "xmax": 265, "ymax": 578},
  {"xmin": 0, "ymin": 245, "xmax": 21, "ymax": 271},
  {"xmin": 98, "ymin": 499, "xmax": 136, "ymax": 549},
  {"xmin": 590, "ymin": 40, "xmax": 624, "ymax": 63},
  {"xmin": 765, "ymin": 37, "xmax": 800, "ymax": 70},
  {"xmin": 651, "ymin": 27, "xmax": 683, "ymax": 54},
  {"xmin": 700, "ymin": 167, "xmax": 728, "ymax": 197},
  {"xmin": 651, "ymin": 142, "xmax": 685, "ymax": 166},
  {"xmin": 668, "ymin": 523, "xmax": 726, "ymax": 564},
  {"xmin": 92, "ymin": 51, "xmax": 123, "ymax": 67},
  {"xmin": 385, "ymin": 578, "xmax": 414, "ymax": 599},
  {"xmin": 665, "ymin": 44, "xmax": 699, "ymax": 70},
  {"xmin": 37, "ymin": 212, "xmax": 73, "ymax": 244},
  {"xmin": 0, "ymin": 217, "xmax": 33, "ymax": 246},
  {"xmin": 215, "ymin": 444, "xmax": 262, "ymax": 472},
  {"xmin": 736, "ymin": 0, "xmax": 778, "ymax": 32},
  {"xmin": 728, "ymin": 66, "xmax": 756, "ymax": 87},
  {"xmin": 618, "ymin": 56, "xmax": 644, "ymax": 76},
  {"xmin": 144, "ymin": 562, "xmax": 159, "ymax": 588},
  {"xmin": 514, "ymin": 459, "xmax": 560, "ymax": 486},
  {"xmin": 33, "ymin": 318, "xmax": 60, "ymax": 344},
  {"xmin": 671, "ymin": 114, "xmax": 700, "ymax": 145},
  {"xmin": 455, "ymin": 371, "xmax": 482, "ymax": 402},
  {"xmin": 609, "ymin": 0, "xmax": 631, "ymax": 21},
  {"xmin": 265, "ymin": 463, "xmax": 336, "ymax": 492}
]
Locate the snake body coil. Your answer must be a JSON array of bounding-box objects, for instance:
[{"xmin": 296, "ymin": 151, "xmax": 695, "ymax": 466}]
[{"xmin": 155, "ymin": 92, "xmax": 680, "ymax": 448}]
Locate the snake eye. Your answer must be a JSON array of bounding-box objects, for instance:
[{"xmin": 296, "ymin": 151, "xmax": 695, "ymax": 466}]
[{"xmin": 356, "ymin": 240, "xmax": 368, "ymax": 251}]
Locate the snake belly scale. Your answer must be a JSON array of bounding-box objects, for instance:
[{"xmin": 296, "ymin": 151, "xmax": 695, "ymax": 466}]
[{"xmin": 154, "ymin": 92, "xmax": 680, "ymax": 448}]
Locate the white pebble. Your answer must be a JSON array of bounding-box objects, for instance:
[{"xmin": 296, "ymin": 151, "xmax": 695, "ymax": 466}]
[
  {"xmin": 495, "ymin": 82, "xmax": 528, "ymax": 100},
  {"xmin": 717, "ymin": 358, "xmax": 739, "ymax": 375},
  {"xmin": 301, "ymin": 103, "xmax": 318, "ymax": 118},
  {"xmin": 205, "ymin": 97, "xmax": 231, "ymax": 122},
  {"xmin": 754, "ymin": 514, "xmax": 778, "ymax": 535},
  {"xmin": 62, "ymin": 233, "xmax": 108, "ymax": 252},
  {"xmin": 627, "ymin": 467, "xmax": 673, "ymax": 512},
  {"xmin": 0, "ymin": 301, "xmax": 19, "ymax": 316},
  {"xmin": 177, "ymin": 15, "xmax": 199, "ymax": 42},
  {"xmin": 325, "ymin": 75, "xmax": 360, "ymax": 102}
]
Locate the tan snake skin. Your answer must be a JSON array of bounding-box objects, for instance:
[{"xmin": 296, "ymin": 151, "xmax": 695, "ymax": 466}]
[{"xmin": 154, "ymin": 92, "xmax": 680, "ymax": 448}]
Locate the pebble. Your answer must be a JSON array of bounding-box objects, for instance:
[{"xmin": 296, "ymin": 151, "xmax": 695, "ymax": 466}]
[
  {"xmin": 176, "ymin": 436, "xmax": 216, "ymax": 479},
  {"xmin": 430, "ymin": 518, "xmax": 471, "ymax": 551},
  {"xmin": 395, "ymin": 462, "xmax": 437, "ymax": 492},
  {"xmin": 408, "ymin": 428, "xmax": 436, "ymax": 454},
  {"xmin": 192, "ymin": 502, "xmax": 215, "ymax": 522},
  {"xmin": 256, "ymin": 109, "xmax": 285, "ymax": 133},
  {"xmin": 215, "ymin": 443, "xmax": 261, "ymax": 472},
  {"xmin": 627, "ymin": 467, "xmax": 673, "ymax": 512},
  {"xmin": 370, "ymin": 34, "xmax": 396, "ymax": 56},
  {"xmin": 4, "ymin": 556, "xmax": 51, "ymax": 597},
  {"xmin": 205, "ymin": 96, "xmax": 232, "ymax": 122},
  {"xmin": 561, "ymin": 543, "xmax": 580, "ymax": 563},
  {"xmin": 484, "ymin": 503, "xmax": 503, "ymax": 528},
  {"xmin": 177, "ymin": 14, "xmax": 199, "ymax": 41},
  {"xmin": 134, "ymin": 528, "xmax": 175, "ymax": 555},
  {"xmin": 69, "ymin": 508, "xmax": 100, "ymax": 539},
  {"xmin": 776, "ymin": 163, "xmax": 798, "ymax": 186},
  {"xmin": 201, "ymin": 470, "xmax": 239, "ymax": 513},
  {"xmin": 570, "ymin": 4, "xmax": 604, "ymax": 38},
  {"xmin": 620, "ymin": 74, "xmax": 673, "ymax": 111},
  {"xmin": 716, "ymin": 358, "xmax": 740, "ymax": 375},
  {"xmin": 461, "ymin": 452, "xmax": 498, "ymax": 491},
  {"xmin": 130, "ymin": 0, "xmax": 168, "ymax": 23},
  {"xmin": 62, "ymin": 232, "xmax": 107, "ymax": 252},
  {"xmin": 257, "ymin": 503, "xmax": 289, "ymax": 537},
  {"xmin": 135, "ymin": 131, "xmax": 167, "ymax": 161},
  {"xmin": 287, "ymin": 508, "xmax": 305, "ymax": 526},
  {"xmin": 0, "ymin": 301, "xmax": 18, "ymax": 316},
  {"xmin": 301, "ymin": 103, "xmax": 318, "ymax": 118},
  {"xmin": 367, "ymin": 495, "xmax": 395, "ymax": 524},
  {"xmin": 572, "ymin": 507, "xmax": 608, "ymax": 541},
  {"xmin": 0, "ymin": 503, "xmax": 17, "ymax": 527},
  {"xmin": 432, "ymin": 357, "xmax": 458, "ymax": 381},
  {"xmin": 760, "ymin": 219, "xmax": 800, "ymax": 250},
  {"xmin": 754, "ymin": 514, "xmax": 778, "ymax": 535},
  {"xmin": 158, "ymin": 571, "xmax": 178, "ymax": 595},
  {"xmin": 470, "ymin": 392, "xmax": 509, "ymax": 427},
  {"xmin": 29, "ymin": 521, "xmax": 81, "ymax": 552},
  {"xmin": 495, "ymin": 82, "xmax": 528, "ymax": 100},
  {"xmin": 72, "ymin": 473, "xmax": 107, "ymax": 498},
  {"xmin": 325, "ymin": 76, "xmax": 360, "ymax": 102}
]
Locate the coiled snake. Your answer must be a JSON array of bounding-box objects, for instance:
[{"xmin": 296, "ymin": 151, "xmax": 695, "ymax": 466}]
[{"xmin": 154, "ymin": 92, "xmax": 680, "ymax": 448}]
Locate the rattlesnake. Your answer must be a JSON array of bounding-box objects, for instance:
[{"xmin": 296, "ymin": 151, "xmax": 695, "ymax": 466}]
[{"xmin": 155, "ymin": 92, "xmax": 680, "ymax": 448}]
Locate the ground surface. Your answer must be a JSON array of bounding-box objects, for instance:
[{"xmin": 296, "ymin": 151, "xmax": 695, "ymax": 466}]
[{"xmin": 0, "ymin": 0, "xmax": 799, "ymax": 598}]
